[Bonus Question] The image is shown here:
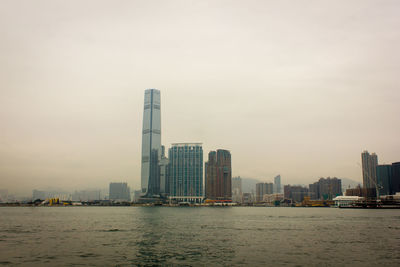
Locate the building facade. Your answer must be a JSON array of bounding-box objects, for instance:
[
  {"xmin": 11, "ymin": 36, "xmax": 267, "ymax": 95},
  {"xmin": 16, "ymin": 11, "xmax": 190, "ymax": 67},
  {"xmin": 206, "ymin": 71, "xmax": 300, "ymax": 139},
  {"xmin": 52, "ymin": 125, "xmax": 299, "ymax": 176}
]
[
  {"xmin": 140, "ymin": 89, "xmax": 162, "ymax": 196},
  {"xmin": 168, "ymin": 143, "xmax": 203, "ymax": 203},
  {"xmin": 256, "ymin": 182, "xmax": 273, "ymax": 202},
  {"xmin": 158, "ymin": 145, "xmax": 169, "ymax": 195},
  {"xmin": 392, "ymin": 162, "xmax": 400, "ymax": 195},
  {"xmin": 309, "ymin": 177, "xmax": 342, "ymax": 200},
  {"xmin": 361, "ymin": 150, "xmax": 378, "ymax": 189},
  {"xmin": 109, "ymin": 182, "xmax": 130, "ymax": 201},
  {"xmin": 274, "ymin": 175, "xmax": 281, "ymax": 194},
  {"xmin": 232, "ymin": 177, "xmax": 242, "ymax": 203},
  {"xmin": 284, "ymin": 185, "xmax": 309, "ymax": 203},
  {"xmin": 376, "ymin": 165, "xmax": 392, "ymax": 196},
  {"xmin": 205, "ymin": 150, "xmax": 232, "ymax": 201}
]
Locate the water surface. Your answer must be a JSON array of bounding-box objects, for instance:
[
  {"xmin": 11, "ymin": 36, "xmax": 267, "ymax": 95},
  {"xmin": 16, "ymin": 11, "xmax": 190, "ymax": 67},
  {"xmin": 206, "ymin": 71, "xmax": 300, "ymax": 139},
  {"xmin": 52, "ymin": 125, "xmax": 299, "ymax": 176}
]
[{"xmin": 0, "ymin": 207, "xmax": 399, "ymax": 266}]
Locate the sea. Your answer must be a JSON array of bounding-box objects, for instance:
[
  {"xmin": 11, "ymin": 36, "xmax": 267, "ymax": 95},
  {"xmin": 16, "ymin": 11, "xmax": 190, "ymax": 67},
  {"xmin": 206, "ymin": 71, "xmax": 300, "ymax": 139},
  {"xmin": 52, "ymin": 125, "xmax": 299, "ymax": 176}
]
[{"xmin": 0, "ymin": 207, "xmax": 399, "ymax": 266}]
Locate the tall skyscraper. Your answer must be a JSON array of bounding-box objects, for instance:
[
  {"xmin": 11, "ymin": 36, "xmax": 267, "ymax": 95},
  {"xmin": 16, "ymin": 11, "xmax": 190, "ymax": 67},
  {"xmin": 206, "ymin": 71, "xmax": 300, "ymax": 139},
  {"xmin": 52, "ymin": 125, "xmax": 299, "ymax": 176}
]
[
  {"xmin": 391, "ymin": 162, "xmax": 400, "ymax": 195},
  {"xmin": 376, "ymin": 165, "xmax": 392, "ymax": 196},
  {"xmin": 140, "ymin": 89, "xmax": 162, "ymax": 196},
  {"xmin": 159, "ymin": 145, "xmax": 169, "ymax": 195},
  {"xmin": 168, "ymin": 143, "xmax": 203, "ymax": 203},
  {"xmin": 274, "ymin": 175, "xmax": 281, "ymax": 194},
  {"xmin": 361, "ymin": 151, "xmax": 378, "ymax": 189},
  {"xmin": 205, "ymin": 150, "xmax": 232, "ymax": 201}
]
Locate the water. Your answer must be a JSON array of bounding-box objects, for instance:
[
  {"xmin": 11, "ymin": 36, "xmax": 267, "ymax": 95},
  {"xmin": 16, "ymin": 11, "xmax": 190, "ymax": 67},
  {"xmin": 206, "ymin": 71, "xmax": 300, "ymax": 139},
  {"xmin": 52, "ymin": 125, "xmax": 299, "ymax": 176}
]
[{"xmin": 0, "ymin": 207, "xmax": 399, "ymax": 266}]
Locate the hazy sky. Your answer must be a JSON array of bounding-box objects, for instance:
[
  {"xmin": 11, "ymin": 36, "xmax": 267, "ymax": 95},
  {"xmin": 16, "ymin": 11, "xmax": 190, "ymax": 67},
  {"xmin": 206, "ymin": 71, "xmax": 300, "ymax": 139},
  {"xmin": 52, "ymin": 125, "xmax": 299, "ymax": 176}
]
[{"xmin": 1, "ymin": 0, "xmax": 399, "ymax": 196}]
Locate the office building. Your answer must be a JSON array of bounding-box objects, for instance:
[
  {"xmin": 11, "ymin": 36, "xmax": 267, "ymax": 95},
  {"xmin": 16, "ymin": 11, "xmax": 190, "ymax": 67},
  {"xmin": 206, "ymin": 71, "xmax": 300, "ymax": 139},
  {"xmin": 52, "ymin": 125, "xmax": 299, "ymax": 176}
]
[
  {"xmin": 392, "ymin": 162, "xmax": 400, "ymax": 194},
  {"xmin": 205, "ymin": 149, "xmax": 232, "ymax": 201},
  {"xmin": 168, "ymin": 143, "xmax": 203, "ymax": 203},
  {"xmin": 376, "ymin": 165, "xmax": 392, "ymax": 196},
  {"xmin": 140, "ymin": 89, "xmax": 162, "ymax": 196},
  {"xmin": 274, "ymin": 175, "xmax": 281, "ymax": 194},
  {"xmin": 159, "ymin": 146, "xmax": 169, "ymax": 195},
  {"xmin": 109, "ymin": 182, "xmax": 131, "ymax": 201},
  {"xmin": 361, "ymin": 151, "xmax": 378, "ymax": 189},
  {"xmin": 232, "ymin": 177, "xmax": 242, "ymax": 203},
  {"xmin": 256, "ymin": 182, "xmax": 273, "ymax": 202}
]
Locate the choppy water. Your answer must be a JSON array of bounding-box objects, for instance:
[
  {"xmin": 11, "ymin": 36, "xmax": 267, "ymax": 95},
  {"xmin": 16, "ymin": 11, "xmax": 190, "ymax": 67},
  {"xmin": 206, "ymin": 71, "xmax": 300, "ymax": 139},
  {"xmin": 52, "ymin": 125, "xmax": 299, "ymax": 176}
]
[{"xmin": 0, "ymin": 207, "xmax": 399, "ymax": 266}]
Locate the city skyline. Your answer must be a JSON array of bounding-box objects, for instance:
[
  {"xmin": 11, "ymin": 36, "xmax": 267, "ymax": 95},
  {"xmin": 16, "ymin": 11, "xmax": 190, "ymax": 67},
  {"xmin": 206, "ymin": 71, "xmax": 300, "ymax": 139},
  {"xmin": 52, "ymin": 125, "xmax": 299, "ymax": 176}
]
[{"xmin": 1, "ymin": 0, "xmax": 400, "ymax": 196}]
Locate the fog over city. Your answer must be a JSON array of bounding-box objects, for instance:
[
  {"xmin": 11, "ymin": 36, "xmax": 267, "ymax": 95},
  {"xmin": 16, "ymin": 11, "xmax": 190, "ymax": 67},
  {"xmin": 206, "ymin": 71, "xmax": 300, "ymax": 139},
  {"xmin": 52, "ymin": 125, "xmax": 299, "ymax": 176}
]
[{"xmin": 1, "ymin": 0, "xmax": 399, "ymax": 196}]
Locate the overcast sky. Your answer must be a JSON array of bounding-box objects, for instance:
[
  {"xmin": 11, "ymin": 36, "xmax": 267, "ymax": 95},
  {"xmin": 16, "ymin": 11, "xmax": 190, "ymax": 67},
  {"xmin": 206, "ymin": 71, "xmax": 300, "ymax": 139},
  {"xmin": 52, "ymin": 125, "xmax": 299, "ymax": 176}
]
[{"xmin": 1, "ymin": 0, "xmax": 399, "ymax": 196}]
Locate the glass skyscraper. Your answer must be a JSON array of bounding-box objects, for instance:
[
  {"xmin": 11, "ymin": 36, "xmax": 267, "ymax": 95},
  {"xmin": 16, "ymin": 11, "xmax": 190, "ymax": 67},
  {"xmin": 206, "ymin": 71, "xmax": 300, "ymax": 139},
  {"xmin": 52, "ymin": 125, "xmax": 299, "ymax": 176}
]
[
  {"xmin": 376, "ymin": 165, "xmax": 392, "ymax": 196},
  {"xmin": 140, "ymin": 89, "xmax": 162, "ymax": 196},
  {"xmin": 361, "ymin": 150, "xmax": 378, "ymax": 189},
  {"xmin": 168, "ymin": 143, "xmax": 203, "ymax": 203}
]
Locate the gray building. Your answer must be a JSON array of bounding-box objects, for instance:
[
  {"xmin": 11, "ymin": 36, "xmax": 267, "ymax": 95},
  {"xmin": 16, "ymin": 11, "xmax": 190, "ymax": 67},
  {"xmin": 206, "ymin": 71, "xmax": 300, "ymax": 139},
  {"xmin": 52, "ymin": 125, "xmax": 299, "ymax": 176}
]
[
  {"xmin": 284, "ymin": 185, "xmax": 309, "ymax": 203},
  {"xmin": 376, "ymin": 165, "xmax": 392, "ymax": 196},
  {"xmin": 159, "ymin": 145, "xmax": 169, "ymax": 196},
  {"xmin": 392, "ymin": 162, "xmax": 400, "ymax": 195},
  {"xmin": 109, "ymin": 182, "xmax": 130, "ymax": 201},
  {"xmin": 361, "ymin": 150, "xmax": 378, "ymax": 189},
  {"xmin": 168, "ymin": 143, "xmax": 203, "ymax": 203},
  {"xmin": 232, "ymin": 177, "xmax": 242, "ymax": 203},
  {"xmin": 256, "ymin": 182, "xmax": 273, "ymax": 202},
  {"xmin": 274, "ymin": 174, "xmax": 281, "ymax": 194},
  {"xmin": 140, "ymin": 89, "xmax": 162, "ymax": 196},
  {"xmin": 309, "ymin": 177, "xmax": 342, "ymax": 200}
]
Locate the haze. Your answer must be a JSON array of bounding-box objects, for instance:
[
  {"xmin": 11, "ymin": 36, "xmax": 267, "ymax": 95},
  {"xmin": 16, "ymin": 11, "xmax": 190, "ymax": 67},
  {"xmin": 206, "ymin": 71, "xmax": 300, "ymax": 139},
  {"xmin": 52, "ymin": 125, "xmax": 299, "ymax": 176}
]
[{"xmin": 1, "ymin": 0, "xmax": 399, "ymax": 196}]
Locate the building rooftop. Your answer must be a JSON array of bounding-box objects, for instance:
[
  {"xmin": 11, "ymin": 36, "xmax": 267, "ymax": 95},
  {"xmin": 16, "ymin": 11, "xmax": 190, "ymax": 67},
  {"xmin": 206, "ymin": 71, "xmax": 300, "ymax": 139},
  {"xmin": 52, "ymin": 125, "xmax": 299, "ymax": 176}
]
[{"xmin": 171, "ymin": 143, "xmax": 202, "ymax": 147}]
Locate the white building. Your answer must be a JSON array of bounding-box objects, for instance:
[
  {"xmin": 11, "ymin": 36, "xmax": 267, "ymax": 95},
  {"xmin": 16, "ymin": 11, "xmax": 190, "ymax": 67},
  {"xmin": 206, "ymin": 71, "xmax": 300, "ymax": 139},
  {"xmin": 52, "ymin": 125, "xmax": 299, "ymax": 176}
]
[{"xmin": 332, "ymin": 196, "xmax": 363, "ymax": 207}]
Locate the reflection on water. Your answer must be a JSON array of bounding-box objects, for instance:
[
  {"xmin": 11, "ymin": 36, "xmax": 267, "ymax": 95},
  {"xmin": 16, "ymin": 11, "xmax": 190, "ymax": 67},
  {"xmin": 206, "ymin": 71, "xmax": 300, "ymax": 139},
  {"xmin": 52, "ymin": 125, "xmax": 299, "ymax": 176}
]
[{"xmin": 0, "ymin": 207, "xmax": 399, "ymax": 266}]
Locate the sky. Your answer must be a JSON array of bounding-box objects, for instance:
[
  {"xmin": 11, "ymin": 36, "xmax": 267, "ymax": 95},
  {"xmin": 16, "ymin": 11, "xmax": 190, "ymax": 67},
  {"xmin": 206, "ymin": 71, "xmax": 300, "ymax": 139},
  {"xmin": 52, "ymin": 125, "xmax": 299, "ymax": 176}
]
[{"xmin": 1, "ymin": 0, "xmax": 399, "ymax": 196}]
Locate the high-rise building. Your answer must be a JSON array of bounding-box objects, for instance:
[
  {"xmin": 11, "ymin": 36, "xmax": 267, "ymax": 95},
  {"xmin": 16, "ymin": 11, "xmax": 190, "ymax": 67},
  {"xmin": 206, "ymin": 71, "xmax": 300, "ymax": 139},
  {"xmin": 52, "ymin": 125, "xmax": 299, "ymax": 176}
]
[
  {"xmin": 168, "ymin": 143, "xmax": 203, "ymax": 203},
  {"xmin": 284, "ymin": 185, "xmax": 309, "ymax": 203},
  {"xmin": 391, "ymin": 162, "xmax": 400, "ymax": 195},
  {"xmin": 274, "ymin": 175, "xmax": 281, "ymax": 194},
  {"xmin": 159, "ymin": 145, "xmax": 169, "ymax": 195},
  {"xmin": 232, "ymin": 177, "xmax": 242, "ymax": 203},
  {"xmin": 361, "ymin": 151, "xmax": 378, "ymax": 189},
  {"xmin": 205, "ymin": 150, "xmax": 232, "ymax": 201},
  {"xmin": 140, "ymin": 89, "xmax": 162, "ymax": 196},
  {"xmin": 256, "ymin": 182, "xmax": 273, "ymax": 202},
  {"xmin": 376, "ymin": 165, "xmax": 392, "ymax": 196},
  {"xmin": 109, "ymin": 182, "xmax": 131, "ymax": 201},
  {"xmin": 308, "ymin": 177, "xmax": 342, "ymax": 200}
]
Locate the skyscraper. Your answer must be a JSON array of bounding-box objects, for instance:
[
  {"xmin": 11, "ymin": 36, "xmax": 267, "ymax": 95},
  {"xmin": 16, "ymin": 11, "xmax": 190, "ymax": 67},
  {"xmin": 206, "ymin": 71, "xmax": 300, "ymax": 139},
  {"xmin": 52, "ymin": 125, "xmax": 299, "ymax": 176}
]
[
  {"xmin": 361, "ymin": 151, "xmax": 378, "ymax": 189},
  {"xmin": 205, "ymin": 149, "xmax": 232, "ymax": 201},
  {"xmin": 159, "ymin": 145, "xmax": 169, "ymax": 195},
  {"xmin": 391, "ymin": 162, "xmax": 400, "ymax": 195},
  {"xmin": 168, "ymin": 143, "xmax": 203, "ymax": 203},
  {"xmin": 376, "ymin": 165, "xmax": 392, "ymax": 196},
  {"xmin": 274, "ymin": 175, "xmax": 281, "ymax": 194},
  {"xmin": 140, "ymin": 89, "xmax": 162, "ymax": 196}
]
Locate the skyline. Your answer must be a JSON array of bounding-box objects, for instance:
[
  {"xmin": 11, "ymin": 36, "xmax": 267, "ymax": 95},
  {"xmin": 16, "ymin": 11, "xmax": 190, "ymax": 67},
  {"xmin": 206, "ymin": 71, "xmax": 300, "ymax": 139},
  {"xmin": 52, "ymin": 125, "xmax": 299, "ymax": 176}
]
[{"xmin": 1, "ymin": 0, "xmax": 400, "ymax": 196}]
